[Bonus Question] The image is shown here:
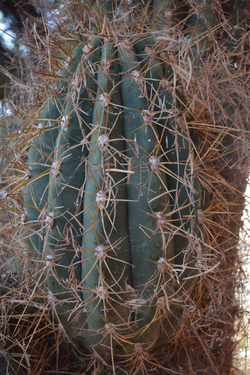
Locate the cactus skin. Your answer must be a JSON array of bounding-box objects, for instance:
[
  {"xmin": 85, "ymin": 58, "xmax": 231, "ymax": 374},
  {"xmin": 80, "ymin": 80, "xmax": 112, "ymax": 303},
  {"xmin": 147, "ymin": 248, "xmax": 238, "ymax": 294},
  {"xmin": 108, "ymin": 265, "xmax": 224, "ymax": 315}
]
[
  {"xmin": 22, "ymin": 40, "xmax": 89, "ymax": 273},
  {"xmin": 23, "ymin": 39, "xmax": 202, "ymax": 353},
  {"xmin": 20, "ymin": 0, "xmax": 247, "ymax": 366}
]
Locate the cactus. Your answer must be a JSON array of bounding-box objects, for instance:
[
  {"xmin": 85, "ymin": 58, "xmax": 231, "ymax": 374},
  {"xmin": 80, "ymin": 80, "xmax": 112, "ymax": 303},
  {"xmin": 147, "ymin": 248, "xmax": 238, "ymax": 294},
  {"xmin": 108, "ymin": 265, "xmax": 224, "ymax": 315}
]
[
  {"xmin": 23, "ymin": 11, "xmax": 206, "ymax": 354},
  {"xmin": 1, "ymin": 0, "xmax": 250, "ymax": 373}
]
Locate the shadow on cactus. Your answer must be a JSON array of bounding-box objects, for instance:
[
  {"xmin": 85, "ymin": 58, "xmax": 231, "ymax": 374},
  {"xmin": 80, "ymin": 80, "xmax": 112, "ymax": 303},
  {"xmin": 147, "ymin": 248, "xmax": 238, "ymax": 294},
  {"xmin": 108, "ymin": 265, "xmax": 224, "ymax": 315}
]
[{"xmin": 1, "ymin": 0, "xmax": 250, "ymax": 374}]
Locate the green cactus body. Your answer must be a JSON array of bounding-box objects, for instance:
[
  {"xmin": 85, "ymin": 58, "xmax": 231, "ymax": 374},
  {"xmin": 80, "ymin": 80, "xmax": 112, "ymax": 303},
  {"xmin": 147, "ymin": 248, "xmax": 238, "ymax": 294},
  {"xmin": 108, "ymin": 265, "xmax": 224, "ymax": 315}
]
[
  {"xmin": 23, "ymin": 99, "xmax": 61, "ymax": 271},
  {"xmin": 187, "ymin": 0, "xmax": 214, "ymax": 58},
  {"xmin": 21, "ymin": 0, "xmax": 227, "ymax": 360},
  {"xmin": 134, "ymin": 45, "xmax": 204, "ymax": 292},
  {"xmin": 22, "ymin": 40, "xmax": 98, "ymax": 269},
  {"xmin": 81, "ymin": 42, "xmax": 132, "ymax": 350},
  {"xmin": 118, "ymin": 43, "xmax": 176, "ymax": 341}
]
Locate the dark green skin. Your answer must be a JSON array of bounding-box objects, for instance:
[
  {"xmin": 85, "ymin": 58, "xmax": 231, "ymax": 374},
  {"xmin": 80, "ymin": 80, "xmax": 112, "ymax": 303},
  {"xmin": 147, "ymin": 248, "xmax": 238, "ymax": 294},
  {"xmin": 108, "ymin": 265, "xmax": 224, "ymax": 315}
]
[
  {"xmin": 81, "ymin": 43, "xmax": 131, "ymax": 351},
  {"xmin": 23, "ymin": 40, "xmax": 92, "ymax": 272},
  {"xmin": 151, "ymin": 0, "xmax": 174, "ymax": 28},
  {"xmin": 43, "ymin": 109, "xmax": 85, "ymax": 337},
  {"xmin": 23, "ymin": 36, "xmax": 203, "ymax": 352},
  {"xmin": 118, "ymin": 45, "xmax": 175, "ymax": 340},
  {"xmin": 186, "ymin": 0, "xmax": 214, "ymax": 61},
  {"xmin": 44, "ymin": 39, "xmax": 103, "ymax": 337},
  {"xmin": 133, "ymin": 47, "xmax": 204, "ymax": 296},
  {"xmin": 23, "ymin": 98, "xmax": 63, "ymax": 272}
]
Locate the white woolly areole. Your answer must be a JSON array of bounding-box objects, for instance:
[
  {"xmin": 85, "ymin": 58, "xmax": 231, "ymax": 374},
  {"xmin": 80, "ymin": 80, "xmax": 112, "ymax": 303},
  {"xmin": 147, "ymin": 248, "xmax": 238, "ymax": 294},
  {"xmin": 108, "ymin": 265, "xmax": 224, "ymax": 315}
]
[
  {"xmin": 61, "ymin": 115, "xmax": 71, "ymax": 132},
  {"xmin": 21, "ymin": 209, "xmax": 28, "ymax": 225},
  {"xmin": 155, "ymin": 211, "xmax": 167, "ymax": 228},
  {"xmin": 120, "ymin": 38, "xmax": 133, "ymax": 50},
  {"xmin": 66, "ymin": 56, "xmax": 71, "ymax": 65},
  {"xmin": 52, "ymin": 160, "xmax": 61, "ymax": 178},
  {"xmin": 101, "ymin": 57, "xmax": 112, "ymax": 71},
  {"xmin": 161, "ymin": 79, "xmax": 173, "ymax": 93},
  {"xmin": 83, "ymin": 44, "xmax": 94, "ymax": 54},
  {"xmin": 98, "ymin": 134, "xmax": 109, "ymax": 151},
  {"xmin": 24, "ymin": 167, "xmax": 32, "ymax": 181},
  {"xmin": 95, "ymin": 245, "xmax": 107, "ymax": 262},
  {"xmin": 145, "ymin": 46, "xmax": 153, "ymax": 56},
  {"xmin": 45, "ymin": 254, "xmax": 54, "ymax": 268},
  {"xmin": 149, "ymin": 155, "xmax": 160, "ymax": 174},
  {"xmin": 142, "ymin": 109, "xmax": 153, "ymax": 125},
  {"xmin": 21, "ymin": 248, "xmax": 28, "ymax": 257},
  {"xmin": 96, "ymin": 191, "xmax": 107, "ymax": 210},
  {"xmin": 131, "ymin": 70, "xmax": 143, "ymax": 84},
  {"xmin": 45, "ymin": 212, "xmax": 54, "ymax": 231},
  {"xmin": 165, "ymin": 10, "xmax": 173, "ymax": 21},
  {"xmin": 71, "ymin": 73, "xmax": 79, "ymax": 88},
  {"xmin": 37, "ymin": 123, "xmax": 44, "ymax": 131},
  {"xmin": 99, "ymin": 92, "xmax": 111, "ymax": 107},
  {"xmin": 157, "ymin": 296, "xmax": 166, "ymax": 310},
  {"xmin": 134, "ymin": 343, "xmax": 144, "ymax": 353},
  {"xmin": 95, "ymin": 285, "xmax": 109, "ymax": 300},
  {"xmin": 197, "ymin": 209, "xmax": 205, "ymax": 225},
  {"xmin": 175, "ymin": 116, "xmax": 186, "ymax": 132},
  {"xmin": 47, "ymin": 290, "xmax": 56, "ymax": 304},
  {"xmin": 105, "ymin": 322, "xmax": 116, "ymax": 335},
  {"xmin": 157, "ymin": 257, "xmax": 168, "ymax": 274}
]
